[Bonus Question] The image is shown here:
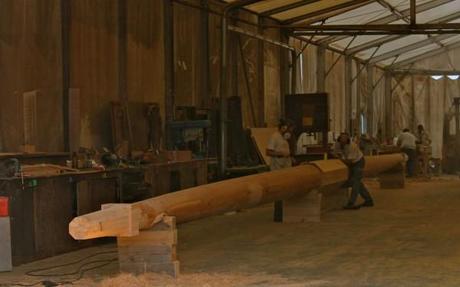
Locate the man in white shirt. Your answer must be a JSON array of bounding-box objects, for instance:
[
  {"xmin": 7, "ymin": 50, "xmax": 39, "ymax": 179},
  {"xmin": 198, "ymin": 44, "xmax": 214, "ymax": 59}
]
[
  {"xmin": 266, "ymin": 119, "xmax": 293, "ymax": 221},
  {"xmin": 397, "ymin": 128, "xmax": 417, "ymax": 177},
  {"xmin": 266, "ymin": 120, "xmax": 292, "ymax": 171},
  {"xmin": 334, "ymin": 132, "xmax": 374, "ymax": 209}
]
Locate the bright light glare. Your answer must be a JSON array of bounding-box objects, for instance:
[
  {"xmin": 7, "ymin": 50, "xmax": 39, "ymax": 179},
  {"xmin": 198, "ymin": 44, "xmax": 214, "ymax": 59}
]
[
  {"xmin": 431, "ymin": 75, "xmax": 444, "ymax": 80},
  {"xmin": 447, "ymin": 75, "xmax": 459, "ymax": 80}
]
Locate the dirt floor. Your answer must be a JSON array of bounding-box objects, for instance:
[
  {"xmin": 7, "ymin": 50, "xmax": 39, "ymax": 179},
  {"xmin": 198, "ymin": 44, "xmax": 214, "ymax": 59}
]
[{"xmin": 2, "ymin": 176, "xmax": 460, "ymax": 286}]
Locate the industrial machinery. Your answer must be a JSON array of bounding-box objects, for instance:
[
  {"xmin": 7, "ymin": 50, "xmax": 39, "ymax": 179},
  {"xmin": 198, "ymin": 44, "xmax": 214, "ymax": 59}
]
[{"xmin": 284, "ymin": 93, "xmax": 329, "ymax": 162}]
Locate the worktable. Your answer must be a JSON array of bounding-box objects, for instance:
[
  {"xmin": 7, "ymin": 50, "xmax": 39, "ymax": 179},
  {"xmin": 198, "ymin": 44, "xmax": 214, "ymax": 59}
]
[{"xmin": 0, "ymin": 158, "xmax": 207, "ymax": 266}]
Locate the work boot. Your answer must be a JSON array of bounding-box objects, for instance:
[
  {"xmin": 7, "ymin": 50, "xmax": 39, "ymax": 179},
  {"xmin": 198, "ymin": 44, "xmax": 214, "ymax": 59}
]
[
  {"xmin": 343, "ymin": 203, "xmax": 360, "ymax": 210},
  {"xmin": 360, "ymin": 201, "xmax": 374, "ymax": 207}
]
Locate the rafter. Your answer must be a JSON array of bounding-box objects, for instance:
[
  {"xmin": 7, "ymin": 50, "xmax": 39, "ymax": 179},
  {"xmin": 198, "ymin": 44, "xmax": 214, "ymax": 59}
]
[
  {"xmin": 344, "ymin": 10, "xmax": 460, "ymax": 55},
  {"xmin": 282, "ymin": 0, "xmax": 372, "ymax": 25},
  {"xmin": 317, "ymin": 0, "xmax": 455, "ymax": 45},
  {"xmin": 368, "ymin": 34, "xmax": 456, "ymax": 64},
  {"xmin": 260, "ymin": 0, "xmax": 320, "ymax": 17},
  {"xmin": 391, "ymin": 40, "xmax": 460, "ymax": 69}
]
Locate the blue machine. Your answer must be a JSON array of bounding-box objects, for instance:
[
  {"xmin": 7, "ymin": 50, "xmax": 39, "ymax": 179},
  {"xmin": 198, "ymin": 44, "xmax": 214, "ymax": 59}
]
[{"xmin": 167, "ymin": 120, "xmax": 211, "ymax": 158}]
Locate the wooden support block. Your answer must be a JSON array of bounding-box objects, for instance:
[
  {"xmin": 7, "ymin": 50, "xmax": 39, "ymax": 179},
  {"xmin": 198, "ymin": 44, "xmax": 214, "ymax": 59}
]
[
  {"xmin": 282, "ymin": 189, "xmax": 321, "ymax": 223},
  {"xmin": 379, "ymin": 162, "xmax": 405, "ymax": 189},
  {"xmin": 117, "ymin": 216, "xmax": 179, "ymax": 277},
  {"xmin": 118, "ymin": 230, "xmax": 177, "ymax": 245},
  {"xmin": 119, "ymin": 260, "xmax": 179, "ymax": 276},
  {"xmin": 320, "ymin": 186, "xmax": 348, "ymax": 212}
]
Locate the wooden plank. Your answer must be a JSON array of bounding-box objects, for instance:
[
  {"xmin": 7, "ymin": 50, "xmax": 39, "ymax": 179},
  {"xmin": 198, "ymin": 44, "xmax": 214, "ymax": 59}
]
[
  {"xmin": 310, "ymin": 159, "xmax": 348, "ymax": 186},
  {"xmin": 250, "ymin": 127, "xmax": 277, "ymax": 165},
  {"xmin": 118, "ymin": 230, "xmax": 177, "ymax": 245}
]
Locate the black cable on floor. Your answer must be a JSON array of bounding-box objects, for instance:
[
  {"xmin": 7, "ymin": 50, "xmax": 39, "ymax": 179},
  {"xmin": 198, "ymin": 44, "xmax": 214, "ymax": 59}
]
[
  {"xmin": 25, "ymin": 250, "xmax": 117, "ymax": 277},
  {"xmin": 0, "ymin": 250, "xmax": 118, "ymax": 287}
]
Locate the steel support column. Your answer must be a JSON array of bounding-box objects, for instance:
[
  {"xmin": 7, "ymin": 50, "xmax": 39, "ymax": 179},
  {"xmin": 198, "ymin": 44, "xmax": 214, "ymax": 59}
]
[
  {"xmin": 367, "ymin": 65, "xmax": 374, "ymax": 136},
  {"xmin": 345, "ymin": 56, "xmax": 353, "ymax": 133},
  {"xmin": 317, "ymin": 45, "xmax": 326, "ymax": 92},
  {"xmin": 384, "ymin": 70, "xmax": 393, "ymax": 138}
]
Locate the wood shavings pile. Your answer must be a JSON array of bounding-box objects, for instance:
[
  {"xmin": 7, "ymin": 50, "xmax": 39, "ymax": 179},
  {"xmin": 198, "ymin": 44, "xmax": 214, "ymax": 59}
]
[{"xmin": 78, "ymin": 272, "xmax": 329, "ymax": 287}]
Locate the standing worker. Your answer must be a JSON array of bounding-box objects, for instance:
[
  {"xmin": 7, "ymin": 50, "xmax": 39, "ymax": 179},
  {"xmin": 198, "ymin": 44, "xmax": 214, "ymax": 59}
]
[
  {"xmin": 266, "ymin": 119, "xmax": 293, "ymax": 221},
  {"xmin": 334, "ymin": 132, "xmax": 374, "ymax": 210},
  {"xmin": 416, "ymin": 124, "xmax": 431, "ymax": 176},
  {"xmin": 397, "ymin": 128, "xmax": 417, "ymax": 177}
]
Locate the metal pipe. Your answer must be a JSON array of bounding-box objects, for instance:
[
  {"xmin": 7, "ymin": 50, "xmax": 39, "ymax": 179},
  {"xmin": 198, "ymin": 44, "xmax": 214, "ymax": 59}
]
[
  {"xmin": 228, "ymin": 25, "xmax": 295, "ymax": 51},
  {"xmin": 219, "ymin": 0, "xmax": 260, "ymax": 177}
]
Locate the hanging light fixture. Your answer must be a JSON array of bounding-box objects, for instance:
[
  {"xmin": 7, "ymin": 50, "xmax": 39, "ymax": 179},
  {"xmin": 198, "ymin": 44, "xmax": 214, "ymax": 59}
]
[
  {"xmin": 431, "ymin": 75, "xmax": 444, "ymax": 80},
  {"xmin": 447, "ymin": 75, "xmax": 460, "ymax": 80}
]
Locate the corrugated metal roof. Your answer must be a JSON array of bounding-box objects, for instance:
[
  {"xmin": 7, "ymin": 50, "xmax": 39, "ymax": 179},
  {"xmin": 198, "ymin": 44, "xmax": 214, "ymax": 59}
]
[{"xmin": 224, "ymin": 0, "xmax": 460, "ymax": 69}]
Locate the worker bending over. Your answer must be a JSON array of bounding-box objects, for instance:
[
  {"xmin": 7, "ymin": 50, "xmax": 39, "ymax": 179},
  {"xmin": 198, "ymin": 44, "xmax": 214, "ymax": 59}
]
[
  {"xmin": 334, "ymin": 132, "xmax": 374, "ymax": 210},
  {"xmin": 266, "ymin": 119, "xmax": 293, "ymax": 221}
]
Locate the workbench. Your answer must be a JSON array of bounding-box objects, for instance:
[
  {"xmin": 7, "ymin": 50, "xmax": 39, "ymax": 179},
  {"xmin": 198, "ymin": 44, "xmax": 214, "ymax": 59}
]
[
  {"xmin": 0, "ymin": 159, "xmax": 207, "ymax": 266},
  {"xmin": 0, "ymin": 152, "xmax": 69, "ymax": 165}
]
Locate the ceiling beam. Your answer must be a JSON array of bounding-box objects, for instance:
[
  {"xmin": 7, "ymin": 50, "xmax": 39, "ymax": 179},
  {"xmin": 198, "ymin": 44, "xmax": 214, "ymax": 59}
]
[
  {"xmin": 288, "ymin": 23, "xmax": 460, "ymax": 31},
  {"xmin": 297, "ymin": 3, "xmax": 375, "ymax": 25},
  {"xmin": 410, "ymin": 0, "xmax": 416, "ymax": 25},
  {"xmin": 260, "ymin": 0, "xmax": 320, "ymax": 17},
  {"xmin": 392, "ymin": 69, "xmax": 460, "ymax": 75},
  {"xmin": 368, "ymin": 34, "xmax": 455, "ymax": 64},
  {"xmin": 294, "ymin": 30, "xmax": 460, "ymax": 36},
  {"xmin": 317, "ymin": 0, "xmax": 455, "ymax": 45},
  {"xmin": 344, "ymin": 10, "xmax": 460, "ymax": 54},
  {"xmin": 391, "ymin": 40, "xmax": 460, "ymax": 68},
  {"xmin": 376, "ymin": 0, "xmax": 410, "ymax": 23},
  {"xmin": 282, "ymin": 0, "xmax": 372, "ymax": 25}
]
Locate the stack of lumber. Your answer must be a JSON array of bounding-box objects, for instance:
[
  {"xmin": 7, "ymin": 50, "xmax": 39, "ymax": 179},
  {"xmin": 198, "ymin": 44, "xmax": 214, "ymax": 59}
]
[{"xmin": 20, "ymin": 164, "xmax": 78, "ymax": 177}]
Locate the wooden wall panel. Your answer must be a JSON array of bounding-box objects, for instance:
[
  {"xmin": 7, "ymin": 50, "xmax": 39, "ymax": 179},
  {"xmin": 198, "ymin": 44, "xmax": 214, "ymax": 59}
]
[
  {"xmin": 173, "ymin": 1, "xmax": 203, "ymax": 107},
  {"xmin": 208, "ymin": 2, "xmax": 223, "ymax": 104},
  {"xmin": 263, "ymin": 18, "xmax": 281, "ymax": 127},
  {"xmin": 70, "ymin": 0, "xmax": 119, "ymax": 149},
  {"xmin": 236, "ymin": 11, "xmax": 260, "ymax": 128},
  {"xmin": 0, "ymin": 0, "xmax": 284, "ymax": 152},
  {"xmin": 0, "ymin": 0, "xmax": 63, "ymax": 152},
  {"xmin": 126, "ymin": 0, "xmax": 165, "ymax": 117}
]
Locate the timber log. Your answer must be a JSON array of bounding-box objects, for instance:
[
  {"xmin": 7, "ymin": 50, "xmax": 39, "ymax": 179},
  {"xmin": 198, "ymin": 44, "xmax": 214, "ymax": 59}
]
[{"xmin": 69, "ymin": 153, "xmax": 405, "ymax": 240}]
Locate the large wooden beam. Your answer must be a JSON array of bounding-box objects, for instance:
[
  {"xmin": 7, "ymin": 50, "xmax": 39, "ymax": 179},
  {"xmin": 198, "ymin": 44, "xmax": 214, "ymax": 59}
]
[{"xmin": 69, "ymin": 154, "xmax": 405, "ymax": 240}]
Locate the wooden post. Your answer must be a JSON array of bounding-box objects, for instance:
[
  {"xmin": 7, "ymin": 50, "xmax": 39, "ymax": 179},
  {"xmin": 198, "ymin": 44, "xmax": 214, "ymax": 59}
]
[
  {"xmin": 283, "ymin": 189, "xmax": 321, "ymax": 223},
  {"xmin": 117, "ymin": 216, "xmax": 179, "ymax": 277}
]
